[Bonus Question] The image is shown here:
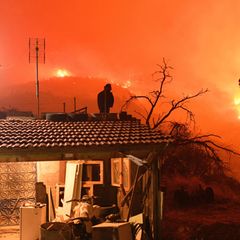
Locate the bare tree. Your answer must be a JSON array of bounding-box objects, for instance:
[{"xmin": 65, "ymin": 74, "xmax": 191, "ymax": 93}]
[
  {"xmin": 121, "ymin": 58, "xmax": 208, "ymax": 130},
  {"xmin": 122, "ymin": 59, "xmax": 240, "ymax": 177}
]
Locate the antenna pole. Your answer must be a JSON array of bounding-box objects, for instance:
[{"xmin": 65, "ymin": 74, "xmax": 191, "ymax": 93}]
[
  {"xmin": 74, "ymin": 97, "xmax": 76, "ymax": 112},
  {"xmin": 29, "ymin": 38, "xmax": 45, "ymax": 119},
  {"xmin": 36, "ymin": 40, "xmax": 40, "ymax": 119},
  {"xmin": 63, "ymin": 102, "xmax": 66, "ymax": 113}
]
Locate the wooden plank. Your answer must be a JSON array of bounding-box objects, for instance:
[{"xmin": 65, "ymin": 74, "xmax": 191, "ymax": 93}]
[
  {"xmin": 120, "ymin": 184, "xmax": 129, "ymax": 207},
  {"xmin": 63, "ymin": 162, "xmax": 83, "ymax": 216},
  {"xmin": 121, "ymin": 171, "xmax": 146, "ymax": 207},
  {"xmin": 47, "ymin": 187, "xmax": 55, "ymax": 221},
  {"xmin": 127, "ymin": 166, "xmax": 140, "ymax": 221},
  {"xmin": 152, "ymin": 155, "xmax": 161, "ymax": 240}
]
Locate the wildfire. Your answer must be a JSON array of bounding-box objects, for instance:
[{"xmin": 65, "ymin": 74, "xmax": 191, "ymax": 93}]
[
  {"xmin": 55, "ymin": 68, "xmax": 72, "ymax": 78},
  {"xmin": 234, "ymin": 97, "xmax": 240, "ymax": 119}
]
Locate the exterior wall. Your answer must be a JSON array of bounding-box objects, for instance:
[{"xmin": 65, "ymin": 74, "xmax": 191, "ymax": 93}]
[
  {"xmin": 0, "ymin": 162, "xmax": 36, "ymax": 226},
  {"xmin": 37, "ymin": 161, "xmax": 66, "ymax": 207}
]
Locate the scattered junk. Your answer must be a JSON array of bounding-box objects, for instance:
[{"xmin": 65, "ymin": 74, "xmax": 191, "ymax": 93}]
[
  {"xmin": 41, "ymin": 222, "xmax": 72, "ymax": 240},
  {"xmin": 0, "ymin": 109, "xmax": 34, "ymax": 120},
  {"xmin": 37, "ymin": 189, "xmax": 131, "ymax": 240},
  {"xmin": 0, "ymin": 110, "xmax": 169, "ymax": 239},
  {"xmin": 20, "ymin": 203, "xmax": 46, "ymax": 240},
  {"xmin": 35, "ymin": 182, "xmax": 47, "ymax": 204},
  {"xmin": 173, "ymin": 184, "xmax": 215, "ymax": 207},
  {"xmin": 22, "ymin": 158, "xmax": 143, "ymax": 239},
  {"xmin": 0, "ymin": 111, "xmax": 7, "ymax": 119},
  {"xmin": 92, "ymin": 222, "xmax": 132, "ymax": 240},
  {"xmin": 42, "ymin": 102, "xmax": 88, "ymax": 122},
  {"xmin": 60, "ymin": 195, "xmax": 121, "ymax": 240},
  {"xmin": 173, "ymin": 186, "xmax": 190, "ymax": 207},
  {"xmin": 205, "ymin": 186, "xmax": 214, "ymax": 203}
]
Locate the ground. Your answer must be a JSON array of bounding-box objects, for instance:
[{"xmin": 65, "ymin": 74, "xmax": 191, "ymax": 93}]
[
  {"xmin": 0, "ymin": 226, "xmax": 19, "ymax": 240},
  {"xmin": 2, "ymin": 202, "xmax": 240, "ymax": 239},
  {"xmin": 162, "ymin": 202, "xmax": 240, "ymax": 240}
]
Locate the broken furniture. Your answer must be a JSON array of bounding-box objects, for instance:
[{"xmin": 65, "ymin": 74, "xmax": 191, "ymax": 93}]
[
  {"xmin": 62, "ymin": 160, "xmax": 103, "ymax": 216},
  {"xmin": 40, "ymin": 222, "xmax": 72, "ymax": 240}
]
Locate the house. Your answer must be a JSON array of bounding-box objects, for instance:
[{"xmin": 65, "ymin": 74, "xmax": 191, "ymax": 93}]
[{"xmin": 0, "ymin": 113, "xmax": 173, "ymax": 239}]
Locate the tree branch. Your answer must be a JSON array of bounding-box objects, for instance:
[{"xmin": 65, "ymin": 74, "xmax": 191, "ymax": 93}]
[
  {"xmin": 121, "ymin": 95, "xmax": 154, "ymax": 112},
  {"xmin": 176, "ymin": 138, "xmax": 240, "ymax": 157},
  {"xmin": 153, "ymin": 89, "xmax": 208, "ymax": 129},
  {"xmin": 145, "ymin": 59, "xmax": 173, "ymax": 126},
  {"xmin": 134, "ymin": 110, "xmax": 147, "ymax": 121}
]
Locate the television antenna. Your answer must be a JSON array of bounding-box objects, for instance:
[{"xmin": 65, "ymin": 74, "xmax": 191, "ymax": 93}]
[{"xmin": 29, "ymin": 38, "xmax": 45, "ymax": 118}]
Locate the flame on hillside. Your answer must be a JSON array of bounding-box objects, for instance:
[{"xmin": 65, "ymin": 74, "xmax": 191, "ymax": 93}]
[{"xmin": 54, "ymin": 69, "xmax": 72, "ymax": 78}]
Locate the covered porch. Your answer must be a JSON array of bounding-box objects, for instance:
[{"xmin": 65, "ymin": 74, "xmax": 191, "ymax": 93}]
[{"xmin": 0, "ymin": 118, "xmax": 173, "ymax": 239}]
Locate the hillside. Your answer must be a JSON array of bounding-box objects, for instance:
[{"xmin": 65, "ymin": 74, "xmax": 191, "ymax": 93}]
[{"xmin": 0, "ymin": 76, "xmax": 134, "ymax": 115}]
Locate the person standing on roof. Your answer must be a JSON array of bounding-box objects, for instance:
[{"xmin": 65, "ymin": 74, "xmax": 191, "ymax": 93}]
[{"xmin": 97, "ymin": 83, "xmax": 114, "ymax": 113}]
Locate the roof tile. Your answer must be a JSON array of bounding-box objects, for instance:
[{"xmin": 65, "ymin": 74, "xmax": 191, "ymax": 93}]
[{"xmin": 0, "ymin": 119, "xmax": 173, "ymax": 151}]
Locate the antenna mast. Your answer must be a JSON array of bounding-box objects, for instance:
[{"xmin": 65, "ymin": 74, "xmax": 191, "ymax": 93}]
[{"xmin": 29, "ymin": 38, "xmax": 45, "ymax": 118}]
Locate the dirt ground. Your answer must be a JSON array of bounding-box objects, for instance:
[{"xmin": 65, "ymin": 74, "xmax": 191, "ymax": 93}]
[
  {"xmin": 0, "ymin": 226, "xmax": 19, "ymax": 240},
  {"xmin": 162, "ymin": 202, "xmax": 240, "ymax": 240},
  {"xmin": 2, "ymin": 202, "xmax": 240, "ymax": 240}
]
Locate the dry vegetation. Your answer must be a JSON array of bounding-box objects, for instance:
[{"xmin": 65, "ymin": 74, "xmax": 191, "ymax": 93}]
[
  {"xmin": 161, "ymin": 143, "xmax": 240, "ymax": 240},
  {"xmin": 123, "ymin": 59, "xmax": 240, "ymax": 239}
]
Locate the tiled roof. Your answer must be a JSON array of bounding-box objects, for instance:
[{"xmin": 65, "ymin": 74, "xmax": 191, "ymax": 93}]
[{"xmin": 0, "ymin": 119, "xmax": 173, "ymax": 151}]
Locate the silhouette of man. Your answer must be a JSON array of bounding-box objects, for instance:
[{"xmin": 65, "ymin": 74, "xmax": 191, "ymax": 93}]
[{"xmin": 97, "ymin": 84, "xmax": 114, "ymax": 113}]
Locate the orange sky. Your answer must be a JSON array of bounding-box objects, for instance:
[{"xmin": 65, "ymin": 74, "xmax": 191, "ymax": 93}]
[{"xmin": 2, "ymin": 0, "xmax": 240, "ymax": 173}]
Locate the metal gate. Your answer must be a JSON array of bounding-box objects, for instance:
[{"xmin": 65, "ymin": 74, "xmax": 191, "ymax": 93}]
[{"xmin": 0, "ymin": 162, "xmax": 36, "ymax": 225}]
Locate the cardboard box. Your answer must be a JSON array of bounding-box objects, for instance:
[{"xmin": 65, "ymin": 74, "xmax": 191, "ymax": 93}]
[{"xmin": 92, "ymin": 222, "xmax": 132, "ymax": 240}]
